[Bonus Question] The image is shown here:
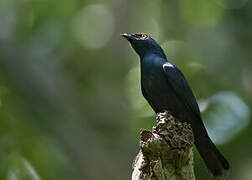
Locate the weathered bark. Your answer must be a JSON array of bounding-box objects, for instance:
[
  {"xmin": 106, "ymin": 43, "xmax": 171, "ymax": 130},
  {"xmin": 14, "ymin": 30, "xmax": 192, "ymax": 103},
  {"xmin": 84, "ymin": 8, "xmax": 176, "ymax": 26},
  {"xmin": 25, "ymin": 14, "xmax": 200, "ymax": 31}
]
[{"xmin": 132, "ymin": 111, "xmax": 195, "ymax": 180}]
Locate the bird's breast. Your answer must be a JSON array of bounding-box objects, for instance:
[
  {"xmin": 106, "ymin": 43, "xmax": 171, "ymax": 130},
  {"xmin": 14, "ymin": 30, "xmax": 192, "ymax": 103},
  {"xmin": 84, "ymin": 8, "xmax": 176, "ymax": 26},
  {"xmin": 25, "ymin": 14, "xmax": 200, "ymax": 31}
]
[
  {"xmin": 140, "ymin": 61, "xmax": 183, "ymax": 114},
  {"xmin": 141, "ymin": 65, "xmax": 170, "ymax": 98},
  {"xmin": 141, "ymin": 69, "xmax": 167, "ymax": 95}
]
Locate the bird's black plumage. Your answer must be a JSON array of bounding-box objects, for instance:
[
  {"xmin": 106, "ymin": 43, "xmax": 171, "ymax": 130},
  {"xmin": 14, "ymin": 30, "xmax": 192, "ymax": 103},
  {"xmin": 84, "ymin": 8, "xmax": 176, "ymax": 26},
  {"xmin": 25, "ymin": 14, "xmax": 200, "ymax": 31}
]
[{"xmin": 121, "ymin": 33, "xmax": 230, "ymax": 177}]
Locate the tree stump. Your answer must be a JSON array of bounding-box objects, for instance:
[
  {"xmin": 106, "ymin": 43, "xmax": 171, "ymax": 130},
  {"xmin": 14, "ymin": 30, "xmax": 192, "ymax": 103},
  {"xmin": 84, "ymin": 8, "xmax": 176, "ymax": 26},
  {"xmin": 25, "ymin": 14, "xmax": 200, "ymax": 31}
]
[{"xmin": 132, "ymin": 111, "xmax": 195, "ymax": 180}]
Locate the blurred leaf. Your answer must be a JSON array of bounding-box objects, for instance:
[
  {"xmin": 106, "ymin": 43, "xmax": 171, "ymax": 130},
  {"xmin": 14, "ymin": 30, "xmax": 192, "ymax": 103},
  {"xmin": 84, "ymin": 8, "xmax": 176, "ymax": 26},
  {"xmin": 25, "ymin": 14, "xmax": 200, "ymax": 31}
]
[
  {"xmin": 72, "ymin": 3, "xmax": 115, "ymax": 49},
  {"xmin": 200, "ymin": 91, "xmax": 250, "ymax": 144},
  {"xmin": 7, "ymin": 154, "xmax": 40, "ymax": 180}
]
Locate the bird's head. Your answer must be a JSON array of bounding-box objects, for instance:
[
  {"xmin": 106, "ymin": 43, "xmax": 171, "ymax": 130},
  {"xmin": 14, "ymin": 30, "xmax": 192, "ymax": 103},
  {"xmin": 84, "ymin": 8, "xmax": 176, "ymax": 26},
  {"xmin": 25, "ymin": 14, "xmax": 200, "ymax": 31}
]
[{"xmin": 120, "ymin": 33, "xmax": 166, "ymax": 58}]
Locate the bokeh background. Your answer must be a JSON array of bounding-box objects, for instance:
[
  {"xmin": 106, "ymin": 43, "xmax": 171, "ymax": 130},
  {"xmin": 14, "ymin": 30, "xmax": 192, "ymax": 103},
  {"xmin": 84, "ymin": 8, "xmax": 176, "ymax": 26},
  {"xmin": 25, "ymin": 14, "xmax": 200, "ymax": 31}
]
[{"xmin": 0, "ymin": 0, "xmax": 252, "ymax": 179}]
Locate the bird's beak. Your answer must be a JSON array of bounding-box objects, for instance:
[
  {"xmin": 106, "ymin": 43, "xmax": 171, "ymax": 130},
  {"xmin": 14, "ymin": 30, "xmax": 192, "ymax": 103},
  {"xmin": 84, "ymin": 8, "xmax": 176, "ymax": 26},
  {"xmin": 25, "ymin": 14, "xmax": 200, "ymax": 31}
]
[{"xmin": 120, "ymin": 33, "xmax": 134, "ymax": 41}]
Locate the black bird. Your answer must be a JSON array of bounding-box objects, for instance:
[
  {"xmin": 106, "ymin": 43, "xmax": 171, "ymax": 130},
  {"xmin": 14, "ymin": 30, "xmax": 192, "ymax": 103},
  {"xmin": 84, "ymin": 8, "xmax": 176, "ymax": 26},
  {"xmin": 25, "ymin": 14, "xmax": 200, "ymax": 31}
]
[{"xmin": 121, "ymin": 33, "xmax": 229, "ymax": 177}]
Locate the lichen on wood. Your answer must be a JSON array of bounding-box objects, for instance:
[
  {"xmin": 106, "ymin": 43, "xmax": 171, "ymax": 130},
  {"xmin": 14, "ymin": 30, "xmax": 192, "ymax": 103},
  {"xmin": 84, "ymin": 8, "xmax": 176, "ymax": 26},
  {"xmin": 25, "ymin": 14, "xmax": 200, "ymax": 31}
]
[{"xmin": 132, "ymin": 111, "xmax": 195, "ymax": 180}]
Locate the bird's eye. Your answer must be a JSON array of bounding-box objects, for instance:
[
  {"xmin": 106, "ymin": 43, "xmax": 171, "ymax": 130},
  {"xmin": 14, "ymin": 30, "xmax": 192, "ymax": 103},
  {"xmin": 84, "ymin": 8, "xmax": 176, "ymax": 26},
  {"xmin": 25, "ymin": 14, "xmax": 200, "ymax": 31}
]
[{"xmin": 141, "ymin": 34, "xmax": 148, "ymax": 39}]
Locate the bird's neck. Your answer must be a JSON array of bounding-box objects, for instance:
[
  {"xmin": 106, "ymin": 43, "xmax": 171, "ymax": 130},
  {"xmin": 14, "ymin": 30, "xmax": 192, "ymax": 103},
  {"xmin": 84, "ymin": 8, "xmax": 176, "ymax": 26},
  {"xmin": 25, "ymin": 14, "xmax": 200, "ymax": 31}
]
[
  {"xmin": 140, "ymin": 47, "xmax": 167, "ymax": 60},
  {"xmin": 140, "ymin": 52, "xmax": 167, "ymax": 67}
]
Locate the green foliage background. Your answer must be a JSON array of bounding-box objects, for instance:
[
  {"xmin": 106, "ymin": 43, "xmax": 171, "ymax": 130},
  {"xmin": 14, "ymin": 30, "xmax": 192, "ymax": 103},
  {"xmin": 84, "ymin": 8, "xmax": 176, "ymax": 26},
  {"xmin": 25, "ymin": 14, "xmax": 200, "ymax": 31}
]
[{"xmin": 0, "ymin": 0, "xmax": 252, "ymax": 179}]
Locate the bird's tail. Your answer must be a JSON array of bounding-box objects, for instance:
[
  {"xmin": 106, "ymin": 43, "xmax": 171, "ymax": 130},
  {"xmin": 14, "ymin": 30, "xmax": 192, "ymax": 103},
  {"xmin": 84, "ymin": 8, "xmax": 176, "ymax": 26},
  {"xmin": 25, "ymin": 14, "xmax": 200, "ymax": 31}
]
[{"xmin": 195, "ymin": 133, "xmax": 230, "ymax": 177}]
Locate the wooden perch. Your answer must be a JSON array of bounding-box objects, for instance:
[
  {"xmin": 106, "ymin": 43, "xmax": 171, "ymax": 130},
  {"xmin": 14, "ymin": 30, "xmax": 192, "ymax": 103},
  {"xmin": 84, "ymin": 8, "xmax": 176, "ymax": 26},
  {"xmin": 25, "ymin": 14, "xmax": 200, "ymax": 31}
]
[{"xmin": 132, "ymin": 111, "xmax": 195, "ymax": 180}]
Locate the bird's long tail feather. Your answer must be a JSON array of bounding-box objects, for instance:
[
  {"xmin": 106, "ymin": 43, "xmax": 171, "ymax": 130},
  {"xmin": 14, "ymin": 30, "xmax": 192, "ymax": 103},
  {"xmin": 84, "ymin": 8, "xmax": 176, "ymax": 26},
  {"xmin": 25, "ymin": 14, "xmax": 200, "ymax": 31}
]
[{"xmin": 195, "ymin": 134, "xmax": 230, "ymax": 177}]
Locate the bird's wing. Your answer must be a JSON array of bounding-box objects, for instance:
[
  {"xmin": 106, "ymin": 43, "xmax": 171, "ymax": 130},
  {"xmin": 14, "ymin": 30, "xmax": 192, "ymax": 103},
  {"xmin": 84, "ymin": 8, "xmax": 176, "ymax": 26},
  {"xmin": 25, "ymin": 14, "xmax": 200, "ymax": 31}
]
[{"xmin": 162, "ymin": 62, "xmax": 201, "ymax": 119}]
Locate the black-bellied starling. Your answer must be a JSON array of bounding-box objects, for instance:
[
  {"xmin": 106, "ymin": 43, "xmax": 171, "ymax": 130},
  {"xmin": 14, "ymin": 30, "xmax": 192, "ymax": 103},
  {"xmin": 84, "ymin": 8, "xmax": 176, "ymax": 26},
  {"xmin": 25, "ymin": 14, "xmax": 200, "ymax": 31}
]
[{"xmin": 121, "ymin": 33, "xmax": 229, "ymax": 177}]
